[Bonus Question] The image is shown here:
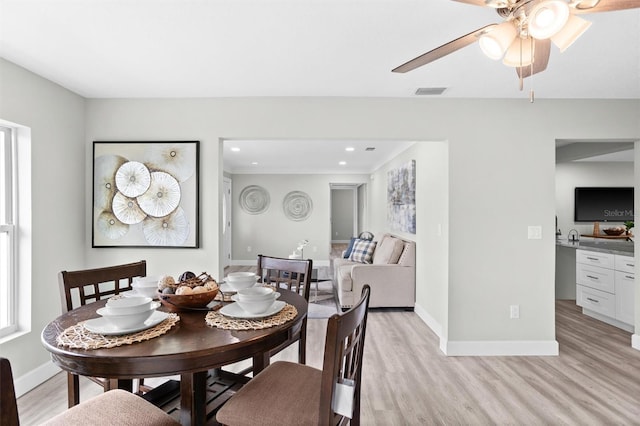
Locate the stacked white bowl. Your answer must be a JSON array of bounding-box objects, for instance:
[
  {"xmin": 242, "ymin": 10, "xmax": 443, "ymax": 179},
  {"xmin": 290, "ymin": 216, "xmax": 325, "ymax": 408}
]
[
  {"xmin": 225, "ymin": 272, "xmax": 258, "ymax": 291},
  {"xmin": 232, "ymin": 287, "xmax": 280, "ymax": 314},
  {"xmin": 96, "ymin": 296, "xmax": 156, "ymax": 329},
  {"xmin": 131, "ymin": 276, "xmax": 160, "ymax": 299}
]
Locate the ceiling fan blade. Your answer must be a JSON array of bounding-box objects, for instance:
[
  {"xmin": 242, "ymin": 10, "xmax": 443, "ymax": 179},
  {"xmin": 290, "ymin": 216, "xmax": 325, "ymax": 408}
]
[
  {"xmin": 515, "ymin": 39, "xmax": 551, "ymax": 79},
  {"xmin": 450, "ymin": 0, "xmax": 489, "ymax": 6},
  {"xmin": 571, "ymin": 0, "xmax": 640, "ymax": 13},
  {"xmin": 392, "ymin": 25, "xmax": 495, "ymax": 73}
]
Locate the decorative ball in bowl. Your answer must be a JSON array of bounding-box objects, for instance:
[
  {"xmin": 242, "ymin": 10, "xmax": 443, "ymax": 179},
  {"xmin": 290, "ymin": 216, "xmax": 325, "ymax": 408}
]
[{"xmin": 603, "ymin": 228, "xmax": 625, "ymax": 236}]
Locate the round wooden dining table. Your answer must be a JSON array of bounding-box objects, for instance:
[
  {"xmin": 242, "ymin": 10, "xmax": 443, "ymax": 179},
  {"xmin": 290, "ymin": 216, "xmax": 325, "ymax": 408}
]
[{"xmin": 41, "ymin": 290, "xmax": 308, "ymax": 426}]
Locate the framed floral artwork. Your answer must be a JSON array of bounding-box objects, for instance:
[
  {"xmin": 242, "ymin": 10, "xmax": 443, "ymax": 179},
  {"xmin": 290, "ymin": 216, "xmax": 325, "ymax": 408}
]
[{"xmin": 92, "ymin": 141, "xmax": 199, "ymax": 248}]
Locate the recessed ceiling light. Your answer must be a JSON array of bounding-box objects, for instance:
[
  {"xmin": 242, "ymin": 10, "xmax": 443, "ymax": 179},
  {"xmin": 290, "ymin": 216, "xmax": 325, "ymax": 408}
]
[
  {"xmin": 345, "ymin": 147, "xmax": 355, "ymax": 152},
  {"xmin": 251, "ymin": 161, "xmax": 258, "ymax": 165},
  {"xmin": 339, "ymin": 161, "xmax": 347, "ymax": 166},
  {"xmin": 231, "ymin": 147, "xmax": 240, "ymax": 152}
]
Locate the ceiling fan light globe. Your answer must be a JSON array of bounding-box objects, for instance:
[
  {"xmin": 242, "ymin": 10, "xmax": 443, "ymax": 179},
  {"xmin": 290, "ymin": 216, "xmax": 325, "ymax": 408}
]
[
  {"xmin": 528, "ymin": 0, "xmax": 570, "ymax": 39},
  {"xmin": 503, "ymin": 37, "xmax": 534, "ymax": 67},
  {"xmin": 479, "ymin": 22, "xmax": 517, "ymax": 60},
  {"xmin": 551, "ymin": 14, "xmax": 592, "ymax": 52}
]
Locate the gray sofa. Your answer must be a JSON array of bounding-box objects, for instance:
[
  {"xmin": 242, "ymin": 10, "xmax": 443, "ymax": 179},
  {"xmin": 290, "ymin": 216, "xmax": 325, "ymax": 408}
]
[{"xmin": 333, "ymin": 233, "xmax": 415, "ymax": 309}]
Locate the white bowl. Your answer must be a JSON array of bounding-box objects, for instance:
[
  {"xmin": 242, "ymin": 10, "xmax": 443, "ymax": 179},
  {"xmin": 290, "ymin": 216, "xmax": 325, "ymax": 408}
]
[
  {"xmin": 226, "ymin": 272, "xmax": 257, "ymax": 282},
  {"xmin": 133, "ymin": 276, "xmax": 160, "ymax": 287},
  {"xmin": 96, "ymin": 306, "xmax": 155, "ymax": 329},
  {"xmin": 231, "ymin": 295, "xmax": 277, "ymax": 315},
  {"xmin": 225, "ymin": 272, "xmax": 258, "ymax": 291},
  {"xmin": 105, "ymin": 296, "xmax": 152, "ymax": 315},
  {"xmin": 130, "ymin": 284, "xmax": 159, "ymax": 299},
  {"xmin": 236, "ymin": 287, "xmax": 279, "ymax": 301}
]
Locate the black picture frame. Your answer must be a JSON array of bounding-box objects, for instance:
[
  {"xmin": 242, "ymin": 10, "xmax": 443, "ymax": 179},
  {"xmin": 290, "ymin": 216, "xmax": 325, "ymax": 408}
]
[{"xmin": 92, "ymin": 141, "xmax": 200, "ymax": 248}]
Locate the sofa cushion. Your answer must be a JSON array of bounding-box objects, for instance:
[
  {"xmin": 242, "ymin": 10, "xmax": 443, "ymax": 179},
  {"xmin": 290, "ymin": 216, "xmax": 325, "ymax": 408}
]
[
  {"xmin": 373, "ymin": 236, "xmax": 405, "ymax": 265},
  {"xmin": 343, "ymin": 237, "xmax": 358, "ymax": 258},
  {"xmin": 349, "ymin": 239, "xmax": 377, "ymax": 264}
]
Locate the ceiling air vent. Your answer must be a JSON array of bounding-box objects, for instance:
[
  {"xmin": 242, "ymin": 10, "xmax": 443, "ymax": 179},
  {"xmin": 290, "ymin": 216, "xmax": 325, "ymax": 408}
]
[
  {"xmin": 415, "ymin": 87, "xmax": 447, "ymax": 96},
  {"xmin": 365, "ymin": 147, "xmax": 376, "ymax": 151}
]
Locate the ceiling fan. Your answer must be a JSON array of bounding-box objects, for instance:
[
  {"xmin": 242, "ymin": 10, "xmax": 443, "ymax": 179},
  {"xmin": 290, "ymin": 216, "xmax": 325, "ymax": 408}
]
[{"xmin": 392, "ymin": 0, "xmax": 640, "ymax": 91}]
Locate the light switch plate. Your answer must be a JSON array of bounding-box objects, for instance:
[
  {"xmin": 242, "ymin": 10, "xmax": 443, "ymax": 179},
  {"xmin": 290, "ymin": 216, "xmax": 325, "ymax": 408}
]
[{"xmin": 528, "ymin": 226, "xmax": 542, "ymax": 239}]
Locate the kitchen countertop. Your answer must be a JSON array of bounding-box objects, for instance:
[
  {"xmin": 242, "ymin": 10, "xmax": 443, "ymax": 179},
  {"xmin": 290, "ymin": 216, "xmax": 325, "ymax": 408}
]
[{"xmin": 556, "ymin": 237, "xmax": 634, "ymax": 255}]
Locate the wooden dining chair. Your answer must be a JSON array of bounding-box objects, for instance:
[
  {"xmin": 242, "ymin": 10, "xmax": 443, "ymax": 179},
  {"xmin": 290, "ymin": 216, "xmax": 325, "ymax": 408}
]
[
  {"xmin": 58, "ymin": 260, "xmax": 147, "ymax": 407},
  {"xmin": 256, "ymin": 254, "xmax": 313, "ymax": 365},
  {"xmin": 0, "ymin": 357, "xmax": 180, "ymax": 426},
  {"xmin": 1, "ymin": 358, "xmax": 19, "ymax": 426},
  {"xmin": 216, "ymin": 285, "xmax": 371, "ymax": 426}
]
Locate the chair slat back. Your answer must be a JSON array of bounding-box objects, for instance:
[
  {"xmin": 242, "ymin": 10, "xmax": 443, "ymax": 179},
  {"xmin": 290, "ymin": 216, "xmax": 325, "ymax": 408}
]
[
  {"xmin": 257, "ymin": 255, "xmax": 313, "ymax": 301},
  {"xmin": 0, "ymin": 357, "xmax": 19, "ymax": 426},
  {"xmin": 58, "ymin": 261, "xmax": 147, "ymax": 313},
  {"xmin": 319, "ymin": 285, "xmax": 371, "ymax": 425}
]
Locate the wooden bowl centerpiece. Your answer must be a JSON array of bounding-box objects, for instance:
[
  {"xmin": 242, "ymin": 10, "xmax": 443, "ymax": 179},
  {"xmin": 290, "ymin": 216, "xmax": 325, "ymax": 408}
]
[
  {"xmin": 158, "ymin": 272, "xmax": 219, "ymax": 312},
  {"xmin": 603, "ymin": 227, "xmax": 625, "ymax": 236}
]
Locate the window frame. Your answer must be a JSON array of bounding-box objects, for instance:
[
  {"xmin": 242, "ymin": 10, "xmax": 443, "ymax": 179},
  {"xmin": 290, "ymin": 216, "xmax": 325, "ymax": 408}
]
[{"xmin": 0, "ymin": 125, "xmax": 17, "ymax": 338}]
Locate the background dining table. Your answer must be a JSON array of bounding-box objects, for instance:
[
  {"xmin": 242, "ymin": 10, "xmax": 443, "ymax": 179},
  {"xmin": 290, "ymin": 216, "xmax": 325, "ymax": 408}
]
[{"xmin": 41, "ymin": 290, "xmax": 308, "ymax": 426}]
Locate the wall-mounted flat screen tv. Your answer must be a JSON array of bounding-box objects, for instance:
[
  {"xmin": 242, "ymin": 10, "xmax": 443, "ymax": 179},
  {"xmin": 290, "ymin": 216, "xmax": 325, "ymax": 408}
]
[{"xmin": 574, "ymin": 187, "xmax": 634, "ymax": 222}]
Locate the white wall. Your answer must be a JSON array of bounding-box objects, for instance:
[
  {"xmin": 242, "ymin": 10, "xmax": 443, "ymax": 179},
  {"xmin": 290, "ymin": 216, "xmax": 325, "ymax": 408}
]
[
  {"xmin": 368, "ymin": 141, "xmax": 449, "ymax": 340},
  {"xmin": 0, "ymin": 59, "xmax": 85, "ymax": 379},
  {"xmin": 556, "ymin": 162, "xmax": 634, "ymax": 236},
  {"xmin": 3, "ymin": 57, "xmax": 640, "ymax": 381},
  {"xmin": 229, "ymin": 174, "xmax": 368, "ymax": 264}
]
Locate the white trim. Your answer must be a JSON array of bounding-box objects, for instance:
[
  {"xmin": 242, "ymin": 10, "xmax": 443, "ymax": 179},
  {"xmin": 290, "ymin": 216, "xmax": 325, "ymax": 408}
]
[
  {"xmin": 582, "ymin": 308, "xmax": 634, "ymax": 333},
  {"xmin": 632, "ymin": 333, "xmax": 640, "ymax": 350},
  {"xmin": 414, "ymin": 302, "xmax": 442, "ymax": 339},
  {"xmin": 14, "ymin": 360, "xmax": 61, "ymax": 398},
  {"xmin": 442, "ymin": 340, "xmax": 559, "ymax": 356}
]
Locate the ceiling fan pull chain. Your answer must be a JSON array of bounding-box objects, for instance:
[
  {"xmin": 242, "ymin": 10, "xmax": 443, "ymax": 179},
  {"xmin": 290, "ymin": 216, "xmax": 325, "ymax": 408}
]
[
  {"xmin": 518, "ymin": 36, "xmax": 524, "ymax": 91},
  {"xmin": 530, "ymin": 37, "xmax": 535, "ymax": 103}
]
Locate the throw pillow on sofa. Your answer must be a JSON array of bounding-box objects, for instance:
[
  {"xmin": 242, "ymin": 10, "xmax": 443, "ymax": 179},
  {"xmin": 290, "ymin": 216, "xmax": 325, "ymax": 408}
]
[
  {"xmin": 373, "ymin": 236, "xmax": 405, "ymax": 265},
  {"xmin": 349, "ymin": 239, "xmax": 377, "ymax": 264},
  {"xmin": 343, "ymin": 237, "xmax": 358, "ymax": 258}
]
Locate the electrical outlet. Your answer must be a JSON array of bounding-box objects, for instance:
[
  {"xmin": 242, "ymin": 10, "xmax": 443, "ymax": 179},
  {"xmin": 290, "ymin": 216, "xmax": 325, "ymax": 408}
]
[
  {"xmin": 528, "ymin": 226, "xmax": 542, "ymax": 240},
  {"xmin": 313, "ymin": 246, "xmax": 317, "ymax": 252},
  {"xmin": 510, "ymin": 305, "xmax": 520, "ymax": 319},
  {"xmin": 247, "ymin": 246, "xmax": 252, "ymax": 252}
]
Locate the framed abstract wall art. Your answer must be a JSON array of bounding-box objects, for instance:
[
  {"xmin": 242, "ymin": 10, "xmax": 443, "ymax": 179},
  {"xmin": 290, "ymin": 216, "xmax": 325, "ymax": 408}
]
[
  {"xmin": 92, "ymin": 141, "xmax": 199, "ymax": 248},
  {"xmin": 387, "ymin": 159, "xmax": 416, "ymax": 234}
]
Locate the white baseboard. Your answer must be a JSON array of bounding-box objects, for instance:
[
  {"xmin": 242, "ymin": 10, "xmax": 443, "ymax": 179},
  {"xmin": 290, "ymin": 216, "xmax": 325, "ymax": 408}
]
[
  {"xmin": 582, "ymin": 308, "xmax": 635, "ymax": 333},
  {"xmin": 414, "ymin": 302, "xmax": 442, "ymax": 340},
  {"xmin": 632, "ymin": 334, "xmax": 640, "ymax": 351},
  {"xmin": 442, "ymin": 340, "xmax": 559, "ymax": 356},
  {"xmin": 14, "ymin": 360, "xmax": 61, "ymax": 398}
]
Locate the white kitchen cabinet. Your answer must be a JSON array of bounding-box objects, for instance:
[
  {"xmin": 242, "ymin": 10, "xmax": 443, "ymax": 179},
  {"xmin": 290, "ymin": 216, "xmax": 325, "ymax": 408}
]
[{"xmin": 576, "ymin": 249, "xmax": 635, "ymax": 331}]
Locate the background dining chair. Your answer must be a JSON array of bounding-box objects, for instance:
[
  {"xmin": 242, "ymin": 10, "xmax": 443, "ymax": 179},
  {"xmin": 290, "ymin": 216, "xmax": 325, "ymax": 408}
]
[
  {"xmin": 0, "ymin": 357, "xmax": 180, "ymax": 426},
  {"xmin": 216, "ymin": 285, "xmax": 371, "ymax": 426},
  {"xmin": 58, "ymin": 260, "xmax": 148, "ymax": 407},
  {"xmin": 256, "ymin": 254, "xmax": 313, "ymax": 365}
]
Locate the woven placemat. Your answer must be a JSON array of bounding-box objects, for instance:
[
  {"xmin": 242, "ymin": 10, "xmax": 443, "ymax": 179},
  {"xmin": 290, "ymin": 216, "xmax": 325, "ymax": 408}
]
[
  {"xmin": 205, "ymin": 304, "xmax": 297, "ymax": 330},
  {"xmin": 56, "ymin": 313, "xmax": 180, "ymax": 350}
]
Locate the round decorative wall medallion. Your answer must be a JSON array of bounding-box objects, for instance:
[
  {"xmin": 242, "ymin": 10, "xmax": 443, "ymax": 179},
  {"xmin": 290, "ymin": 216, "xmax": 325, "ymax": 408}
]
[
  {"xmin": 239, "ymin": 185, "xmax": 270, "ymax": 215},
  {"xmin": 283, "ymin": 191, "xmax": 313, "ymax": 221}
]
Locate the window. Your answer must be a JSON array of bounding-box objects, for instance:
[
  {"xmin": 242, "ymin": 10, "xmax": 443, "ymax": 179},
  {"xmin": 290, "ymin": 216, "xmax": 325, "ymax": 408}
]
[{"xmin": 0, "ymin": 125, "xmax": 16, "ymax": 338}]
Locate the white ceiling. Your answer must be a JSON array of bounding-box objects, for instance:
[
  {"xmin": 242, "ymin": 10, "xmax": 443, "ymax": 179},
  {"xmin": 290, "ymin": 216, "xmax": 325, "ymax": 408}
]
[
  {"xmin": 2, "ymin": 0, "xmax": 638, "ymax": 173},
  {"xmin": 223, "ymin": 139, "xmax": 415, "ymax": 174},
  {"xmin": 1, "ymin": 0, "xmax": 639, "ymax": 100}
]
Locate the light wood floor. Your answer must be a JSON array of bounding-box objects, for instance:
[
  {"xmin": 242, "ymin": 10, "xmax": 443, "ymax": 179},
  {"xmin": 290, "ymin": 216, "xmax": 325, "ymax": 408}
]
[{"xmin": 16, "ymin": 300, "xmax": 640, "ymax": 425}]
